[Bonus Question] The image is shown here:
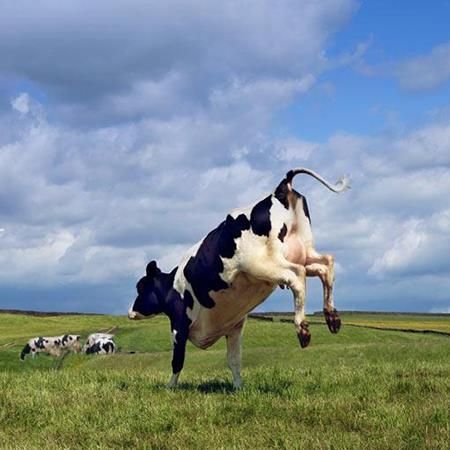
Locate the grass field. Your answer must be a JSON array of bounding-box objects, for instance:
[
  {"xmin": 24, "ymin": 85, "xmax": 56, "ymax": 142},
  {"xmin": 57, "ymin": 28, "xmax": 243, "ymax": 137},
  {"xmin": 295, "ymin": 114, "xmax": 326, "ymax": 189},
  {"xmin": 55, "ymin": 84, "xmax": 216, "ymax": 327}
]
[
  {"xmin": 254, "ymin": 312, "xmax": 450, "ymax": 333},
  {"xmin": 0, "ymin": 312, "xmax": 449, "ymax": 449}
]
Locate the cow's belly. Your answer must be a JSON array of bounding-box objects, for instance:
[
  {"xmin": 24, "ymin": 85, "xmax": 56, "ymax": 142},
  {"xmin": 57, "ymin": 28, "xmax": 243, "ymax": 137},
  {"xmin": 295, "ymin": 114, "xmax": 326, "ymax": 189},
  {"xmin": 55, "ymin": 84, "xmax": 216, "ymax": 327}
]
[
  {"xmin": 283, "ymin": 234, "xmax": 307, "ymax": 266},
  {"xmin": 188, "ymin": 272, "xmax": 275, "ymax": 349}
]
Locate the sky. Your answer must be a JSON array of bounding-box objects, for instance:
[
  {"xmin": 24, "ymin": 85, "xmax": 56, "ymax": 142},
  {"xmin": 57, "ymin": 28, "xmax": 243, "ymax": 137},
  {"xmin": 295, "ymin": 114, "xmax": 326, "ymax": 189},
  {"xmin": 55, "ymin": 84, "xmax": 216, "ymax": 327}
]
[{"xmin": 1, "ymin": 0, "xmax": 450, "ymax": 314}]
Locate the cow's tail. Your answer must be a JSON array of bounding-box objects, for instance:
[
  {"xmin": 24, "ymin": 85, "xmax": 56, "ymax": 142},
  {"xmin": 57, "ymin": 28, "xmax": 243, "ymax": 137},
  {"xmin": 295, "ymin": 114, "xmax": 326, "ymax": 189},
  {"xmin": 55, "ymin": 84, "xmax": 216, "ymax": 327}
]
[
  {"xmin": 20, "ymin": 343, "xmax": 31, "ymax": 361},
  {"xmin": 285, "ymin": 167, "xmax": 351, "ymax": 193}
]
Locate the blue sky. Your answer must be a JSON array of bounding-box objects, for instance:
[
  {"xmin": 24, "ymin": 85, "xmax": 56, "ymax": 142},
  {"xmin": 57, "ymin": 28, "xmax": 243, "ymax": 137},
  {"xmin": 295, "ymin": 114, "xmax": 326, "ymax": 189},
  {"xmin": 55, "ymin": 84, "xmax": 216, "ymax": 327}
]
[{"xmin": 1, "ymin": 0, "xmax": 450, "ymax": 314}]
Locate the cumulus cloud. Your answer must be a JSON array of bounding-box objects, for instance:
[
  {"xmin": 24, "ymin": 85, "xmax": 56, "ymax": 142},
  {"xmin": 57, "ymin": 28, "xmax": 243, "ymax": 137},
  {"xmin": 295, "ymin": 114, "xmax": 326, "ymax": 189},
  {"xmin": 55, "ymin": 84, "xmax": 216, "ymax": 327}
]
[
  {"xmin": 267, "ymin": 121, "xmax": 450, "ymax": 313},
  {"xmin": 393, "ymin": 124, "xmax": 450, "ymax": 169},
  {"xmin": 429, "ymin": 307, "xmax": 450, "ymax": 314},
  {"xmin": 394, "ymin": 42, "xmax": 450, "ymax": 91},
  {"xmin": 275, "ymin": 137, "xmax": 317, "ymax": 162},
  {"xmin": 0, "ymin": 0, "xmax": 355, "ymax": 124},
  {"xmin": 1, "ymin": 0, "xmax": 449, "ymax": 314},
  {"xmin": 11, "ymin": 93, "xmax": 30, "ymax": 114},
  {"xmin": 0, "ymin": 94, "xmax": 280, "ymax": 293},
  {"xmin": 370, "ymin": 210, "xmax": 450, "ymax": 277},
  {"xmin": 3, "ymin": 86, "xmax": 450, "ymax": 313}
]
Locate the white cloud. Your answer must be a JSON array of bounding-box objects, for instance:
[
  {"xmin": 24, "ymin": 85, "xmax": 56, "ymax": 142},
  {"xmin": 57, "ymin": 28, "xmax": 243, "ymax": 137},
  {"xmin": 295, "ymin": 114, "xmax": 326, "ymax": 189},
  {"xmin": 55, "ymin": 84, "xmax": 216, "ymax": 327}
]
[
  {"xmin": 2, "ymin": 91, "xmax": 450, "ymax": 313},
  {"xmin": 393, "ymin": 124, "xmax": 450, "ymax": 169},
  {"xmin": 395, "ymin": 42, "xmax": 450, "ymax": 91},
  {"xmin": 370, "ymin": 221, "xmax": 428, "ymax": 276},
  {"xmin": 275, "ymin": 137, "xmax": 317, "ymax": 162},
  {"xmin": 0, "ymin": 0, "xmax": 356, "ymax": 125},
  {"xmin": 370, "ymin": 210, "xmax": 450, "ymax": 278},
  {"xmin": 273, "ymin": 123, "xmax": 450, "ymax": 295},
  {"xmin": 429, "ymin": 307, "xmax": 450, "ymax": 314},
  {"xmin": 2, "ymin": 1, "xmax": 450, "ymax": 314},
  {"xmin": 11, "ymin": 93, "xmax": 30, "ymax": 114}
]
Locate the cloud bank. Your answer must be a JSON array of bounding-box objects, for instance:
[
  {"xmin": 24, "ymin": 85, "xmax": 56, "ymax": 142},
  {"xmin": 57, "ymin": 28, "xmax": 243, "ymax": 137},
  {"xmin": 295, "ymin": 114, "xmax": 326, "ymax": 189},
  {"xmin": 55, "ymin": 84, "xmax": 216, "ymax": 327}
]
[{"xmin": 1, "ymin": 0, "xmax": 449, "ymax": 314}]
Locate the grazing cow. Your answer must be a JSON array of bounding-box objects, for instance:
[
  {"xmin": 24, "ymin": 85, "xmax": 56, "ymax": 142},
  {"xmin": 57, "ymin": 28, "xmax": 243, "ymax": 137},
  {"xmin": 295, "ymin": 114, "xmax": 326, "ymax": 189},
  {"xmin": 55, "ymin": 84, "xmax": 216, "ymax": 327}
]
[
  {"xmin": 128, "ymin": 168, "xmax": 350, "ymax": 388},
  {"xmin": 20, "ymin": 334, "xmax": 81, "ymax": 360},
  {"xmin": 59, "ymin": 334, "xmax": 82, "ymax": 353},
  {"xmin": 83, "ymin": 334, "xmax": 116, "ymax": 355}
]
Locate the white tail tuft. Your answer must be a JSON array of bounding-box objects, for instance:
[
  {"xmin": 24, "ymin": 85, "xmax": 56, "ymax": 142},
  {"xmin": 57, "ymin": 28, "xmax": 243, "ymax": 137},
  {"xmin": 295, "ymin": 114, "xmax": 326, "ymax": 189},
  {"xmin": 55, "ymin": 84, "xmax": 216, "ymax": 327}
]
[
  {"xmin": 334, "ymin": 174, "xmax": 351, "ymax": 193},
  {"xmin": 286, "ymin": 168, "xmax": 351, "ymax": 194}
]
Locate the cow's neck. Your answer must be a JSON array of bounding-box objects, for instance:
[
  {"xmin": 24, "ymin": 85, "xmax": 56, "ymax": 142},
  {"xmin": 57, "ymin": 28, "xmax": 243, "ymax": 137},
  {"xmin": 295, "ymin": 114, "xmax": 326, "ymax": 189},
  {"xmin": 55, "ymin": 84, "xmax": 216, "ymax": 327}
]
[{"xmin": 160, "ymin": 267, "xmax": 178, "ymax": 316}]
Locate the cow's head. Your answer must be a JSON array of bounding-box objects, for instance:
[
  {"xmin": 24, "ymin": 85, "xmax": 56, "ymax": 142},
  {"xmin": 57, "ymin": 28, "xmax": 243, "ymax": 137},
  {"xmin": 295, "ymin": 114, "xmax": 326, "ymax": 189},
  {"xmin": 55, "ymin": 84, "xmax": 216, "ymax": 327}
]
[
  {"xmin": 128, "ymin": 261, "xmax": 173, "ymax": 320},
  {"xmin": 70, "ymin": 335, "xmax": 82, "ymax": 352}
]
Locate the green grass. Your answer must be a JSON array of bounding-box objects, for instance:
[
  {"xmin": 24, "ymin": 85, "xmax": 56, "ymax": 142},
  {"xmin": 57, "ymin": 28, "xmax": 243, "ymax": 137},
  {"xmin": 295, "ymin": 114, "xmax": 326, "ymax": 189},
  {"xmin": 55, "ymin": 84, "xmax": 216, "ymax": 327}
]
[
  {"xmin": 0, "ymin": 312, "xmax": 449, "ymax": 449},
  {"xmin": 339, "ymin": 313, "xmax": 450, "ymax": 333},
  {"xmin": 259, "ymin": 312, "xmax": 450, "ymax": 333}
]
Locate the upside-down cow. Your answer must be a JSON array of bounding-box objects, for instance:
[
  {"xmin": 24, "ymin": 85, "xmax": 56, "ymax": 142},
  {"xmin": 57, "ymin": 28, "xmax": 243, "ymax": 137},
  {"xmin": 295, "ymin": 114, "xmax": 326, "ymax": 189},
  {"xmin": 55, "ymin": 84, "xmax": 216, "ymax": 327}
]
[{"xmin": 128, "ymin": 168, "xmax": 350, "ymax": 388}]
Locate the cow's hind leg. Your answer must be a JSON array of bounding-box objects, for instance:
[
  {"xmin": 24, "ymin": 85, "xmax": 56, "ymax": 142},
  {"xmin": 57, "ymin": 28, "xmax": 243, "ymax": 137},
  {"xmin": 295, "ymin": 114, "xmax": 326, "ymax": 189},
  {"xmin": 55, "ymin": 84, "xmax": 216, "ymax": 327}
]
[
  {"xmin": 226, "ymin": 319, "xmax": 245, "ymax": 389},
  {"xmin": 243, "ymin": 259, "xmax": 309, "ymax": 347},
  {"xmin": 306, "ymin": 250, "xmax": 341, "ymax": 333}
]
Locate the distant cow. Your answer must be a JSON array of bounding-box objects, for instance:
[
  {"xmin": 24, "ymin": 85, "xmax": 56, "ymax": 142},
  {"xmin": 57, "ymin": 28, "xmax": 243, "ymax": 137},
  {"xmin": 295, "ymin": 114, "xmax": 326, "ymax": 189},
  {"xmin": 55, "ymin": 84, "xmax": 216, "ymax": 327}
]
[
  {"xmin": 20, "ymin": 334, "xmax": 81, "ymax": 360},
  {"xmin": 83, "ymin": 334, "xmax": 116, "ymax": 355},
  {"xmin": 128, "ymin": 168, "xmax": 349, "ymax": 388},
  {"xmin": 59, "ymin": 334, "xmax": 82, "ymax": 353}
]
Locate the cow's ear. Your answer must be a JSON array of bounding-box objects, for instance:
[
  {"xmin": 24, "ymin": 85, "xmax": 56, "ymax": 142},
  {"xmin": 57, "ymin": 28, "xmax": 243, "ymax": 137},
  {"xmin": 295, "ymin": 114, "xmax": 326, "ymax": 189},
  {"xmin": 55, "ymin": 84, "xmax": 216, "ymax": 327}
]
[{"xmin": 146, "ymin": 260, "xmax": 160, "ymax": 277}]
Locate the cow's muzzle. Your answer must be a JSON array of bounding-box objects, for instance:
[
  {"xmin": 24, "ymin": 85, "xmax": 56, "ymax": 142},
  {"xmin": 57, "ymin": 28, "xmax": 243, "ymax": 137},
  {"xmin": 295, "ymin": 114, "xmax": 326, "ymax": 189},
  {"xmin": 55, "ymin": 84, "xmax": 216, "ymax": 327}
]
[{"xmin": 128, "ymin": 307, "xmax": 145, "ymax": 320}]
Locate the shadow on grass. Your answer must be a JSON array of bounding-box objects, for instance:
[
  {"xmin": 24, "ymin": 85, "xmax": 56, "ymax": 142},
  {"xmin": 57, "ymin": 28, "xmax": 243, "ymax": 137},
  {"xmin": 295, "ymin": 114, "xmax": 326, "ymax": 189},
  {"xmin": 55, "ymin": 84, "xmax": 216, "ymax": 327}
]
[
  {"xmin": 152, "ymin": 377, "xmax": 294, "ymax": 395},
  {"xmin": 151, "ymin": 379, "xmax": 236, "ymax": 394}
]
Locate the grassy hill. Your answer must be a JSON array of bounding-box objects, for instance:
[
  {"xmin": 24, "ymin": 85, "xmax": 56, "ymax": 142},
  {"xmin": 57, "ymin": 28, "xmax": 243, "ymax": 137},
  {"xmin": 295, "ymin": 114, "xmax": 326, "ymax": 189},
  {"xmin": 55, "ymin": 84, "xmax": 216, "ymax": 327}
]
[
  {"xmin": 0, "ymin": 312, "xmax": 449, "ymax": 449},
  {"xmin": 251, "ymin": 311, "xmax": 450, "ymax": 333}
]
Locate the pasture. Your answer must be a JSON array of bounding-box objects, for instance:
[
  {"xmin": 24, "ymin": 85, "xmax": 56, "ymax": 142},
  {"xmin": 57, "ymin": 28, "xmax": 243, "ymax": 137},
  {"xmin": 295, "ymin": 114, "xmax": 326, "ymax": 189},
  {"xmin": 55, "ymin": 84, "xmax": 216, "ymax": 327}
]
[
  {"xmin": 0, "ymin": 312, "xmax": 449, "ymax": 449},
  {"xmin": 252, "ymin": 311, "xmax": 450, "ymax": 333}
]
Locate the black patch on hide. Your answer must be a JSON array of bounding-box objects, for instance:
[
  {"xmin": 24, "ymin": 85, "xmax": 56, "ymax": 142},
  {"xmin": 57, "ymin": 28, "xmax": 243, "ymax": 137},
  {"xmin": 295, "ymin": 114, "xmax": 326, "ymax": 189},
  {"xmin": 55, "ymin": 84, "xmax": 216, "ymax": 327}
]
[
  {"xmin": 274, "ymin": 178, "xmax": 290, "ymax": 209},
  {"xmin": 35, "ymin": 337, "xmax": 46, "ymax": 349},
  {"xmin": 250, "ymin": 195, "xmax": 272, "ymax": 236},
  {"xmin": 278, "ymin": 224, "xmax": 287, "ymax": 242},
  {"xmin": 102, "ymin": 341, "xmax": 115, "ymax": 353},
  {"xmin": 20, "ymin": 343, "xmax": 31, "ymax": 360},
  {"xmin": 183, "ymin": 213, "xmax": 250, "ymax": 309},
  {"xmin": 301, "ymin": 194, "xmax": 311, "ymax": 224}
]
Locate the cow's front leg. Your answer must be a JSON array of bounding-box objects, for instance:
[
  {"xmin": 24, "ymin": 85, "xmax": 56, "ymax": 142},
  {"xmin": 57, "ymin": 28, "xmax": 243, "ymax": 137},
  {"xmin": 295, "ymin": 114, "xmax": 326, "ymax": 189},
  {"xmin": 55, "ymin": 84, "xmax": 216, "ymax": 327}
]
[
  {"xmin": 226, "ymin": 319, "xmax": 245, "ymax": 389},
  {"xmin": 167, "ymin": 324, "xmax": 188, "ymax": 388},
  {"xmin": 306, "ymin": 250, "xmax": 341, "ymax": 333}
]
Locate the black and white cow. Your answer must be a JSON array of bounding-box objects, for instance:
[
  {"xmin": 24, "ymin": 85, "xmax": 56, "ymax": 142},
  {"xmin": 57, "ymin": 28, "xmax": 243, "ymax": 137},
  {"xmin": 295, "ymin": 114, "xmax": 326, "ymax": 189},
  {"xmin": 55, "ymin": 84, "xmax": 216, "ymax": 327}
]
[
  {"xmin": 128, "ymin": 168, "xmax": 350, "ymax": 388},
  {"xmin": 20, "ymin": 334, "xmax": 81, "ymax": 360},
  {"xmin": 83, "ymin": 333, "xmax": 116, "ymax": 355},
  {"xmin": 59, "ymin": 334, "xmax": 82, "ymax": 353}
]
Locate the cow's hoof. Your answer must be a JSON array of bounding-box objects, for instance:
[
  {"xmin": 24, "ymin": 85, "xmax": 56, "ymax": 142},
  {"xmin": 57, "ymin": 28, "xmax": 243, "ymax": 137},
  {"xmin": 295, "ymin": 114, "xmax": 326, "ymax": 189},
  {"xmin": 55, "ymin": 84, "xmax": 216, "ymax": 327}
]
[
  {"xmin": 324, "ymin": 308, "xmax": 341, "ymax": 334},
  {"xmin": 297, "ymin": 321, "xmax": 311, "ymax": 348}
]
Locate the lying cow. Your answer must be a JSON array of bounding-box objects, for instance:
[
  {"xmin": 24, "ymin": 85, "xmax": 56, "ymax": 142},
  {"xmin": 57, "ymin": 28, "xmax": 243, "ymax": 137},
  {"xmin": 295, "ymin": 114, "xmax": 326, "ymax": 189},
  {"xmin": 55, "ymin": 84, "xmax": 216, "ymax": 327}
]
[
  {"xmin": 20, "ymin": 334, "xmax": 81, "ymax": 360},
  {"xmin": 128, "ymin": 168, "xmax": 349, "ymax": 388},
  {"xmin": 83, "ymin": 333, "xmax": 116, "ymax": 355}
]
